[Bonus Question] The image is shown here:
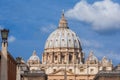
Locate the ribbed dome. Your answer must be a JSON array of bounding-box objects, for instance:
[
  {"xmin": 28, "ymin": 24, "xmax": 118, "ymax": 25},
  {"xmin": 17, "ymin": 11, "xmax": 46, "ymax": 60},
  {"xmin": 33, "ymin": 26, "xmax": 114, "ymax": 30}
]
[
  {"xmin": 45, "ymin": 13, "xmax": 82, "ymax": 49},
  {"xmin": 29, "ymin": 50, "xmax": 40, "ymax": 61},
  {"xmin": 45, "ymin": 29, "xmax": 81, "ymax": 49}
]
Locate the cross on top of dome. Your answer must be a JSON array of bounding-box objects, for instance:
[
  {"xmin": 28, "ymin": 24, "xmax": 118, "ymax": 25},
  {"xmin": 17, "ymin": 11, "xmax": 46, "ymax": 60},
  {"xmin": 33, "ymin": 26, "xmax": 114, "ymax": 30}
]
[{"xmin": 58, "ymin": 10, "xmax": 69, "ymax": 29}]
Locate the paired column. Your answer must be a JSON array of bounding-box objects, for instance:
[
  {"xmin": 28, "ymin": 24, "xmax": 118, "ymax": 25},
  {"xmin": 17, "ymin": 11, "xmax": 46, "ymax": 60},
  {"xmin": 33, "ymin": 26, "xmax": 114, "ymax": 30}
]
[
  {"xmin": 73, "ymin": 52, "xmax": 76, "ymax": 64},
  {"xmin": 44, "ymin": 53, "xmax": 47, "ymax": 64},
  {"xmin": 50, "ymin": 53, "xmax": 53, "ymax": 63},
  {"xmin": 65, "ymin": 53, "xmax": 69, "ymax": 64},
  {"xmin": 58, "ymin": 53, "xmax": 61, "ymax": 64}
]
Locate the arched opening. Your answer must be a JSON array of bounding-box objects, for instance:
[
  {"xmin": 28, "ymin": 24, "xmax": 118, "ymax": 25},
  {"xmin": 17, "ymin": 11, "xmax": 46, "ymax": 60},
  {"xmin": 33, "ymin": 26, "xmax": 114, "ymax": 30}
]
[{"xmin": 69, "ymin": 54, "xmax": 72, "ymax": 64}]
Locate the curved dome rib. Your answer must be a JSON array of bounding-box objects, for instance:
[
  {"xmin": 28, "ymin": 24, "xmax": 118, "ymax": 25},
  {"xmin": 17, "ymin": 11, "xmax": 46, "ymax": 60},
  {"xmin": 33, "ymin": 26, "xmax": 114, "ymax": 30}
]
[{"xmin": 45, "ymin": 29, "xmax": 82, "ymax": 49}]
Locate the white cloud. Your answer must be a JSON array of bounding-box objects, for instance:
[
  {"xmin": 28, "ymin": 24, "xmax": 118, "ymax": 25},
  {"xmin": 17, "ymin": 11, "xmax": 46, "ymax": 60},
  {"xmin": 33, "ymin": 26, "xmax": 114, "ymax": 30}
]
[
  {"xmin": 65, "ymin": 0, "xmax": 120, "ymax": 31},
  {"xmin": 107, "ymin": 51, "xmax": 120, "ymax": 61},
  {"xmin": 40, "ymin": 24, "xmax": 56, "ymax": 33},
  {"xmin": 8, "ymin": 36, "xmax": 16, "ymax": 43},
  {"xmin": 0, "ymin": 25, "xmax": 4, "ymax": 29},
  {"xmin": 81, "ymin": 39, "xmax": 103, "ymax": 49},
  {"xmin": 96, "ymin": 50, "xmax": 120, "ymax": 61}
]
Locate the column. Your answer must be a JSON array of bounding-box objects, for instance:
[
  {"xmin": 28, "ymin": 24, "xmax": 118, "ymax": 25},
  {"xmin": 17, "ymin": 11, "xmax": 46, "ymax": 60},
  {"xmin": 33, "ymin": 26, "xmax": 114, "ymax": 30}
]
[
  {"xmin": 48, "ymin": 53, "xmax": 50, "ymax": 64},
  {"xmin": 45, "ymin": 53, "xmax": 48, "ymax": 64},
  {"xmin": 58, "ymin": 53, "xmax": 61, "ymax": 64},
  {"xmin": 1, "ymin": 42, "xmax": 8, "ymax": 80},
  {"xmin": 73, "ymin": 53, "xmax": 75, "ymax": 64},
  {"xmin": 66, "ymin": 53, "xmax": 69, "ymax": 64},
  {"xmin": 42, "ymin": 54, "xmax": 44, "ymax": 63},
  {"xmin": 50, "ymin": 53, "xmax": 53, "ymax": 63},
  {"xmin": 74, "ymin": 53, "xmax": 76, "ymax": 64},
  {"xmin": 50, "ymin": 53, "xmax": 52, "ymax": 63},
  {"xmin": 65, "ymin": 53, "xmax": 68, "ymax": 64},
  {"xmin": 52, "ymin": 53, "xmax": 54, "ymax": 63}
]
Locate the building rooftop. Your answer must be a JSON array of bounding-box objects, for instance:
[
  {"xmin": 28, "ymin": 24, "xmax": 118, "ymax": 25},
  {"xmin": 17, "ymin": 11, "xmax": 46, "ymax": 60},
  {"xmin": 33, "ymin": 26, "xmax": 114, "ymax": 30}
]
[
  {"xmin": 21, "ymin": 70, "xmax": 46, "ymax": 77},
  {"xmin": 94, "ymin": 70, "xmax": 120, "ymax": 80}
]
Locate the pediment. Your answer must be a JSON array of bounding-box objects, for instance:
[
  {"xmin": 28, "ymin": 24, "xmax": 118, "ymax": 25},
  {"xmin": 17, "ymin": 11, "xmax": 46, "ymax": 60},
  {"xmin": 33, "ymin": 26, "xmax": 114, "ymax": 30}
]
[{"xmin": 49, "ymin": 69, "xmax": 74, "ymax": 75}]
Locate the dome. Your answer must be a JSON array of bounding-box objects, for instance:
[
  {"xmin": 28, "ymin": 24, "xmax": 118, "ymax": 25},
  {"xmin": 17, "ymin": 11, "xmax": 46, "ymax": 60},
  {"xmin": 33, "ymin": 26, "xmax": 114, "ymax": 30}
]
[
  {"xmin": 42, "ymin": 12, "xmax": 84, "ymax": 64},
  {"xmin": 45, "ymin": 29, "xmax": 81, "ymax": 49},
  {"xmin": 45, "ymin": 12, "xmax": 82, "ymax": 49},
  {"xmin": 29, "ymin": 50, "xmax": 40, "ymax": 61}
]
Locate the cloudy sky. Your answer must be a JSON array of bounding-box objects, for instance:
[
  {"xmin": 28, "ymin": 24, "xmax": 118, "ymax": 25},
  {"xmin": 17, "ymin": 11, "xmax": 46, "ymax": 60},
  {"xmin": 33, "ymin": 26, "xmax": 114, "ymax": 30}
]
[{"xmin": 0, "ymin": 0, "xmax": 120, "ymax": 65}]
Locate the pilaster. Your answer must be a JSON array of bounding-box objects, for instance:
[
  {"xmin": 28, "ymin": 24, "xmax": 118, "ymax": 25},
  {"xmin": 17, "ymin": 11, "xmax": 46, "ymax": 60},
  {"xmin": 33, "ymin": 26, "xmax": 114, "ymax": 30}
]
[
  {"xmin": 73, "ymin": 53, "xmax": 75, "ymax": 64},
  {"xmin": 66, "ymin": 53, "xmax": 69, "ymax": 64},
  {"xmin": 58, "ymin": 53, "xmax": 61, "ymax": 64}
]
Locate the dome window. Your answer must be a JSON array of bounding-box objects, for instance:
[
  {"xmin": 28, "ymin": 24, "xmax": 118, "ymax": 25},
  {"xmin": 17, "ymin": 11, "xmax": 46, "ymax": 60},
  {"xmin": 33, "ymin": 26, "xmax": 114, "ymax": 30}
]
[
  {"xmin": 80, "ymin": 66, "xmax": 84, "ymax": 72},
  {"xmin": 103, "ymin": 67, "xmax": 106, "ymax": 71},
  {"xmin": 90, "ymin": 69, "xmax": 94, "ymax": 73},
  {"xmin": 80, "ymin": 68, "xmax": 84, "ymax": 72}
]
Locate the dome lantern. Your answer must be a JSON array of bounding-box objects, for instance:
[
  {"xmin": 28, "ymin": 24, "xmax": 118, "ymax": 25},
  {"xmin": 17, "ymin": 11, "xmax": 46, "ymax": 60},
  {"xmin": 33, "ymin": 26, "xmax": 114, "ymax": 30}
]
[{"xmin": 58, "ymin": 11, "xmax": 69, "ymax": 29}]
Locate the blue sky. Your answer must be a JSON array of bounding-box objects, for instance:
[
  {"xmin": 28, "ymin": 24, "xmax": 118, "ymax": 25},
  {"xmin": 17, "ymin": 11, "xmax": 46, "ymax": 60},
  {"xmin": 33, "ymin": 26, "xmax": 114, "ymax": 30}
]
[{"xmin": 0, "ymin": 0, "xmax": 120, "ymax": 65}]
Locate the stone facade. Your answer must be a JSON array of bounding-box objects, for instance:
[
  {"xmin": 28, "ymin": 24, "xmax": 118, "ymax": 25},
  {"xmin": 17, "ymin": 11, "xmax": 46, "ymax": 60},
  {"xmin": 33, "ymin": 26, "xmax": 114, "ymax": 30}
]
[{"xmin": 40, "ymin": 52, "xmax": 112, "ymax": 80}]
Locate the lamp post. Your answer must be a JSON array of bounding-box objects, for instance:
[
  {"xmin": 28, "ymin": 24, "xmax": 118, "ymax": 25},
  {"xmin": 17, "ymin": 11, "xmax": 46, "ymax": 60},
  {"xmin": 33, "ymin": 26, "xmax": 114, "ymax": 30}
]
[
  {"xmin": 0, "ymin": 28, "xmax": 9, "ymax": 80},
  {"xmin": 1, "ymin": 29, "xmax": 9, "ymax": 43}
]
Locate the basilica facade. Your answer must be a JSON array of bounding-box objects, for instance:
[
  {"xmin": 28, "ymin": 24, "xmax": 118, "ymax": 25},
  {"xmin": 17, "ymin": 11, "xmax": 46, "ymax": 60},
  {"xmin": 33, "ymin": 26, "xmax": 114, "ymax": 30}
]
[{"xmin": 18, "ymin": 13, "xmax": 113, "ymax": 80}]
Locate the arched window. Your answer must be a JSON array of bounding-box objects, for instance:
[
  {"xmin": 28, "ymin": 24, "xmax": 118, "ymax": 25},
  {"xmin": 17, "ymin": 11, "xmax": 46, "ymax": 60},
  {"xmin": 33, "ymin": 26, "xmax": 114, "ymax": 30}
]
[
  {"xmin": 55, "ymin": 56, "xmax": 57, "ymax": 60},
  {"xmin": 61, "ymin": 55, "xmax": 65, "ymax": 63},
  {"xmin": 69, "ymin": 54, "xmax": 72, "ymax": 63},
  {"xmin": 103, "ymin": 67, "xmax": 106, "ymax": 71}
]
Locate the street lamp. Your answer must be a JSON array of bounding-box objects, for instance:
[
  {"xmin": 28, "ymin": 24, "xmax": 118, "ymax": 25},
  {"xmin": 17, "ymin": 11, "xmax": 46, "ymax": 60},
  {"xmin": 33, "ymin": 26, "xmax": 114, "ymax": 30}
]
[
  {"xmin": 1, "ymin": 29, "xmax": 9, "ymax": 42},
  {"xmin": 0, "ymin": 29, "xmax": 9, "ymax": 80}
]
